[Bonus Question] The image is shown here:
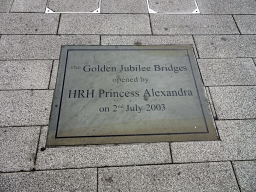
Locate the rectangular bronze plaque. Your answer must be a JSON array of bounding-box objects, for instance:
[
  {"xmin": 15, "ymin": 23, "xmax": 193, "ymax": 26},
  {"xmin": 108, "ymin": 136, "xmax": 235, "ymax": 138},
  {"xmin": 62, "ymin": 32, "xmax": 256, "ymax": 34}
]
[{"xmin": 47, "ymin": 45, "xmax": 218, "ymax": 146}]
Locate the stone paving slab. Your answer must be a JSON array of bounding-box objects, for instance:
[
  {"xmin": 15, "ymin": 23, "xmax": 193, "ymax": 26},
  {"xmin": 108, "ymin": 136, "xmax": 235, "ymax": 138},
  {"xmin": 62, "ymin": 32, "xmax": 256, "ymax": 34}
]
[
  {"xmin": 196, "ymin": 0, "xmax": 256, "ymax": 14},
  {"xmin": 0, "ymin": 13, "xmax": 59, "ymax": 34},
  {"xmin": 198, "ymin": 58, "xmax": 256, "ymax": 86},
  {"xmin": 101, "ymin": 0, "xmax": 148, "ymax": 13},
  {"xmin": 58, "ymin": 14, "xmax": 151, "ymax": 34},
  {"xmin": 101, "ymin": 35, "xmax": 194, "ymax": 45},
  {"xmin": 101, "ymin": 35, "xmax": 199, "ymax": 57},
  {"xmin": 232, "ymin": 161, "xmax": 256, "ymax": 192},
  {"xmin": 148, "ymin": 0, "xmax": 198, "ymax": 14},
  {"xmin": 0, "ymin": 60, "xmax": 52, "ymax": 90},
  {"xmin": 35, "ymin": 127, "xmax": 171, "ymax": 170},
  {"xmin": 0, "ymin": 35, "xmax": 100, "ymax": 60},
  {"xmin": 11, "ymin": 0, "xmax": 47, "ymax": 12},
  {"xmin": 0, "ymin": 168, "xmax": 97, "ymax": 191},
  {"xmin": 0, "ymin": 90, "xmax": 53, "ymax": 127},
  {"xmin": 0, "ymin": 0, "xmax": 13, "ymax": 12},
  {"xmin": 0, "ymin": 126, "xmax": 40, "ymax": 172},
  {"xmin": 234, "ymin": 15, "xmax": 256, "ymax": 35},
  {"xmin": 210, "ymin": 86, "xmax": 256, "ymax": 119},
  {"xmin": 48, "ymin": 0, "xmax": 99, "ymax": 13},
  {"xmin": 151, "ymin": 15, "xmax": 239, "ymax": 35},
  {"xmin": 194, "ymin": 35, "xmax": 256, "ymax": 58},
  {"xmin": 171, "ymin": 120, "xmax": 256, "ymax": 162},
  {"xmin": 98, "ymin": 162, "xmax": 239, "ymax": 192}
]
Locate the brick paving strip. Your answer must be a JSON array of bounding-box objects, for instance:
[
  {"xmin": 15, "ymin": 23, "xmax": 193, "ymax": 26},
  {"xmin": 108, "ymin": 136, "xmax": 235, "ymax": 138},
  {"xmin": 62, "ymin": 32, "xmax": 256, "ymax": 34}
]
[{"xmin": 0, "ymin": 0, "xmax": 255, "ymax": 191}]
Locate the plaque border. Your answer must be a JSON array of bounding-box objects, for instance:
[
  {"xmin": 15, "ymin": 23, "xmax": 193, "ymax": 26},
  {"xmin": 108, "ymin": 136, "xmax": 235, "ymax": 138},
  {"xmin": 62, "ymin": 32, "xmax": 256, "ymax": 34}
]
[{"xmin": 47, "ymin": 45, "xmax": 218, "ymax": 146}]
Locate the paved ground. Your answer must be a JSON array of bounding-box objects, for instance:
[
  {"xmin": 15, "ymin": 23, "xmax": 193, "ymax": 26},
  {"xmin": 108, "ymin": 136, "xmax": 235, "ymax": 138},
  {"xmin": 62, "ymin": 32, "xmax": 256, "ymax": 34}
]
[{"xmin": 0, "ymin": 0, "xmax": 256, "ymax": 191}]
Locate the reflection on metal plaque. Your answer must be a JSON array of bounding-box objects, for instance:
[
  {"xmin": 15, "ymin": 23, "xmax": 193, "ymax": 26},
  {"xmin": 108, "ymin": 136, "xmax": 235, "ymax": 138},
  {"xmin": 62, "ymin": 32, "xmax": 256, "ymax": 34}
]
[
  {"xmin": 47, "ymin": 45, "xmax": 218, "ymax": 146},
  {"xmin": 147, "ymin": 0, "xmax": 200, "ymax": 14},
  {"xmin": 45, "ymin": 0, "xmax": 101, "ymax": 13}
]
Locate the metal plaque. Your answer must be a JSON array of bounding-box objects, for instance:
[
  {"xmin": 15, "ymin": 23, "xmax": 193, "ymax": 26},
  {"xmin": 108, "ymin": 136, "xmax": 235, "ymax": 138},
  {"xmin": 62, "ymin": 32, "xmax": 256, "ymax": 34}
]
[{"xmin": 47, "ymin": 45, "xmax": 218, "ymax": 146}]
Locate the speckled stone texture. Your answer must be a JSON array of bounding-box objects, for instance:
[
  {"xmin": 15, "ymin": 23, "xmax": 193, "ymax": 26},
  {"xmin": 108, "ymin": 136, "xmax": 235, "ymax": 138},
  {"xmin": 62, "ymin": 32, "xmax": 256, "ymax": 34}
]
[
  {"xmin": 58, "ymin": 14, "xmax": 151, "ymax": 34},
  {"xmin": 232, "ymin": 161, "xmax": 256, "ymax": 192},
  {"xmin": 171, "ymin": 120, "xmax": 256, "ymax": 162},
  {"xmin": 151, "ymin": 15, "xmax": 239, "ymax": 34},
  {"xmin": 101, "ymin": 0, "xmax": 148, "ymax": 13},
  {"xmin": 98, "ymin": 162, "xmax": 239, "ymax": 192},
  {"xmin": 210, "ymin": 86, "xmax": 256, "ymax": 119},
  {"xmin": 0, "ymin": 90, "xmax": 53, "ymax": 126},
  {"xmin": 0, "ymin": 127, "xmax": 40, "ymax": 172},
  {"xmin": 194, "ymin": 35, "xmax": 256, "ymax": 58},
  {"xmin": 35, "ymin": 127, "xmax": 172, "ymax": 170},
  {"xmin": 47, "ymin": 0, "xmax": 100, "ymax": 12},
  {"xmin": 234, "ymin": 15, "xmax": 256, "ymax": 34},
  {"xmin": 0, "ymin": 13, "xmax": 59, "ymax": 34},
  {"xmin": 0, "ymin": 0, "xmax": 14, "ymax": 12},
  {"xmin": 0, "ymin": 60, "xmax": 52, "ymax": 90},
  {"xmin": 0, "ymin": 35, "xmax": 100, "ymax": 59},
  {"xmin": 198, "ymin": 58, "xmax": 256, "ymax": 86},
  {"xmin": 0, "ymin": 168, "xmax": 97, "ymax": 191},
  {"xmin": 11, "ymin": 0, "xmax": 47, "ymax": 12}
]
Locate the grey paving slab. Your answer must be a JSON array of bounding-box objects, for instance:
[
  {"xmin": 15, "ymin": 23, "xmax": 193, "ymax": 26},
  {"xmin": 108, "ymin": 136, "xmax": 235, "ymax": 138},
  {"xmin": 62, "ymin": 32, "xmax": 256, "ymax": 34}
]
[
  {"xmin": 0, "ymin": 60, "xmax": 52, "ymax": 90},
  {"xmin": 210, "ymin": 86, "xmax": 256, "ymax": 119},
  {"xmin": 48, "ymin": 0, "xmax": 100, "ymax": 12},
  {"xmin": 58, "ymin": 14, "xmax": 151, "ymax": 34},
  {"xmin": 0, "ymin": 35, "xmax": 99, "ymax": 60},
  {"xmin": 151, "ymin": 15, "xmax": 239, "ymax": 35},
  {"xmin": 35, "ymin": 127, "xmax": 171, "ymax": 170},
  {"xmin": 194, "ymin": 35, "xmax": 256, "ymax": 58},
  {"xmin": 196, "ymin": 0, "xmax": 256, "ymax": 14},
  {"xmin": 0, "ymin": 90, "xmax": 53, "ymax": 127},
  {"xmin": 234, "ymin": 15, "xmax": 256, "ymax": 34},
  {"xmin": 11, "ymin": 0, "xmax": 47, "ymax": 12},
  {"xmin": 0, "ymin": 126, "xmax": 40, "ymax": 172},
  {"xmin": 102, "ymin": 35, "xmax": 198, "ymax": 57},
  {"xmin": 49, "ymin": 60, "xmax": 58, "ymax": 89},
  {"xmin": 0, "ymin": 0, "xmax": 14, "ymax": 12},
  {"xmin": 0, "ymin": 13, "xmax": 59, "ymax": 34},
  {"xmin": 102, "ymin": 35, "xmax": 194, "ymax": 45},
  {"xmin": 98, "ymin": 162, "xmax": 239, "ymax": 192},
  {"xmin": 233, "ymin": 161, "xmax": 256, "ymax": 192},
  {"xmin": 198, "ymin": 58, "xmax": 256, "ymax": 86},
  {"xmin": 0, "ymin": 168, "xmax": 97, "ymax": 191},
  {"xmin": 171, "ymin": 120, "xmax": 256, "ymax": 162},
  {"xmin": 101, "ymin": 0, "xmax": 148, "ymax": 13},
  {"xmin": 148, "ymin": 0, "xmax": 198, "ymax": 14}
]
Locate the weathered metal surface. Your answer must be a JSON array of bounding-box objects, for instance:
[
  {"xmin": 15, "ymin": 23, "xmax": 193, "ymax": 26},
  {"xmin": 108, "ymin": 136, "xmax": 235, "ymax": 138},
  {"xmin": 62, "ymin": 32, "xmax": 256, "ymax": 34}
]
[{"xmin": 47, "ymin": 45, "xmax": 218, "ymax": 146}]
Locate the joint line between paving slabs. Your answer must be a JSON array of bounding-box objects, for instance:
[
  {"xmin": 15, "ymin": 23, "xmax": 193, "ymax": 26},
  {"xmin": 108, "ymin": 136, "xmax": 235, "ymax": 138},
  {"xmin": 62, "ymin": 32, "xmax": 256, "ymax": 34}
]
[
  {"xmin": 99, "ymin": 35, "xmax": 102, "ymax": 45},
  {"xmin": 148, "ymin": 13, "xmax": 153, "ymax": 35},
  {"xmin": 32, "ymin": 126, "xmax": 43, "ymax": 171},
  {"xmin": 169, "ymin": 142, "xmax": 174, "ymax": 163},
  {"xmin": 0, "ymin": 124, "xmax": 49, "ymax": 129},
  {"xmin": 192, "ymin": 35, "xmax": 200, "ymax": 59},
  {"xmin": 231, "ymin": 15, "xmax": 242, "ymax": 35},
  {"xmin": 0, "ymin": 89, "xmax": 53, "ymax": 91},
  {"xmin": 230, "ymin": 161, "xmax": 242, "ymax": 192},
  {"xmin": 48, "ymin": 60, "xmax": 55, "ymax": 89},
  {"xmin": 207, "ymin": 87, "xmax": 219, "ymax": 121},
  {"xmin": 56, "ymin": 14, "xmax": 62, "ymax": 34},
  {"xmin": 9, "ymin": 0, "xmax": 15, "ymax": 13},
  {"xmin": 18, "ymin": 160, "xmax": 253, "ymax": 173}
]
